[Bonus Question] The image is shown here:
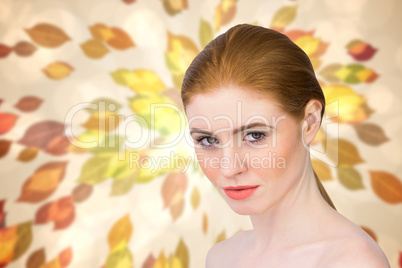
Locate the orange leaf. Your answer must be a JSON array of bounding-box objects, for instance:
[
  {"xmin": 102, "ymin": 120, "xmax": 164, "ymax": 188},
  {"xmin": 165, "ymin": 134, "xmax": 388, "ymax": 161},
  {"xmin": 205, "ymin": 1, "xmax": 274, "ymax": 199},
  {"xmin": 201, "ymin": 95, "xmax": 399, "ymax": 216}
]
[
  {"xmin": 202, "ymin": 212, "xmax": 208, "ymax": 235},
  {"xmin": 80, "ymin": 39, "xmax": 110, "ymax": 59},
  {"xmin": 25, "ymin": 23, "xmax": 70, "ymax": 48},
  {"xmin": 161, "ymin": 172, "xmax": 188, "ymax": 208},
  {"xmin": 71, "ymin": 184, "xmax": 93, "ymax": 203},
  {"xmin": 106, "ymin": 27, "xmax": 135, "ymax": 50},
  {"xmin": 0, "ymin": 139, "xmax": 12, "ymax": 158},
  {"xmin": 18, "ymin": 120, "xmax": 65, "ymax": 149},
  {"xmin": 370, "ymin": 171, "xmax": 402, "ymax": 204},
  {"xmin": 35, "ymin": 196, "xmax": 75, "ymax": 230},
  {"xmin": 58, "ymin": 247, "xmax": 73, "ymax": 267},
  {"xmin": 43, "ymin": 61, "xmax": 74, "ymax": 79},
  {"xmin": 0, "ymin": 44, "xmax": 12, "ymax": 58},
  {"xmin": 108, "ymin": 214, "xmax": 133, "ymax": 250},
  {"xmin": 45, "ymin": 135, "xmax": 71, "ymax": 156},
  {"xmin": 17, "ymin": 147, "xmax": 39, "ymax": 162},
  {"xmin": 17, "ymin": 161, "xmax": 68, "ymax": 203},
  {"xmin": 14, "ymin": 96, "xmax": 43, "ymax": 112},
  {"xmin": 13, "ymin": 41, "xmax": 37, "ymax": 57},
  {"xmin": 123, "ymin": 0, "xmax": 136, "ymax": 4},
  {"xmin": 26, "ymin": 248, "xmax": 46, "ymax": 268},
  {"xmin": 0, "ymin": 225, "xmax": 17, "ymax": 265},
  {"xmin": 0, "ymin": 113, "xmax": 18, "ymax": 135}
]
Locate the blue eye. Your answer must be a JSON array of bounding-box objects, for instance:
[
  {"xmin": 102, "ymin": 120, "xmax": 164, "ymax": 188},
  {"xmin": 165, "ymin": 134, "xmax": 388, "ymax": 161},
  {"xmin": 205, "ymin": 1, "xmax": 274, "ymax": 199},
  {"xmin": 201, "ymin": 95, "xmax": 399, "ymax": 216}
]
[{"xmin": 194, "ymin": 132, "xmax": 266, "ymax": 149}]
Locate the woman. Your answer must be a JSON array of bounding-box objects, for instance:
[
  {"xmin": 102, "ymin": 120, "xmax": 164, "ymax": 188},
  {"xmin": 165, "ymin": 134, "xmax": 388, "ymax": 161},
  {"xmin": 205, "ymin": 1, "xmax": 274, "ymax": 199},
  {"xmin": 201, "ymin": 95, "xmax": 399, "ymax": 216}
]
[{"xmin": 181, "ymin": 24, "xmax": 389, "ymax": 267}]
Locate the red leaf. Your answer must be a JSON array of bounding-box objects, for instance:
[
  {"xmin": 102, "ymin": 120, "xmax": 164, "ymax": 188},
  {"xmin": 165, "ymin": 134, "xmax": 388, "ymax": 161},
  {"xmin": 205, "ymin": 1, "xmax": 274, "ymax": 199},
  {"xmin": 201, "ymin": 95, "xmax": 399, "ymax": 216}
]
[
  {"xmin": 71, "ymin": 184, "xmax": 93, "ymax": 203},
  {"xmin": 123, "ymin": 0, "xmax": 136, "ymax": 3},
  {"xmin": 0, "ymin": 140, "xmax": 12, "ymax": 158},
  {"xmin": 0, "ymin": 44, "xmax": 12, "ymax": 58},
  {"xmin": 45, "ymin": 135, "xmax": 70, "ymax": 155},
  {"xmin": 35, "ymin": 196, "xmax": 75, "ymax": 230},
  {"xmin": 399, "ymin": 251, "xmax": 402, "ymax": 268},
  {"xmin": 347, "ymin": 40, "xmax": 377, "ymax": 61},
  {"xmin": 0, "ymin": 113, "xmax": 18, "ymax": 135},
  {"xmin": 17, "ymin": 120, "xmax": 65, "ymax": 149},
  {"xmin": 13, "ymin": 41, "xmax": 37, "ymax": 57},
  {"xmin": 59, "ymin": 247, "xmax": 73, "ymax": 267},
  {"xmin": 14, "ymin": 96, "xmax": 43, "ymax": 112}
]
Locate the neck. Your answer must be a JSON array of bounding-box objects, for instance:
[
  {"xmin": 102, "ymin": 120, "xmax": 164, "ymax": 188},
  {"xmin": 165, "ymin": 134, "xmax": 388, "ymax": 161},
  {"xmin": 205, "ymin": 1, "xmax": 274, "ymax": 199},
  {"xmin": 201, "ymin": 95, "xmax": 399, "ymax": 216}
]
[{"xmin": 248, "ymin": 161, "xmax": 332, "ymax": 255}]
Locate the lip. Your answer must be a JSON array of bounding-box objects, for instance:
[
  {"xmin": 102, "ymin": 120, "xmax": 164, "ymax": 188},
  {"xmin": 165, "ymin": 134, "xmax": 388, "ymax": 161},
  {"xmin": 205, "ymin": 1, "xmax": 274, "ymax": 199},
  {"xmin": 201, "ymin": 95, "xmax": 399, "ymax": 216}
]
[{"xmin": 223, "ymin": 185, "xmax": 259, "ymax": 200}]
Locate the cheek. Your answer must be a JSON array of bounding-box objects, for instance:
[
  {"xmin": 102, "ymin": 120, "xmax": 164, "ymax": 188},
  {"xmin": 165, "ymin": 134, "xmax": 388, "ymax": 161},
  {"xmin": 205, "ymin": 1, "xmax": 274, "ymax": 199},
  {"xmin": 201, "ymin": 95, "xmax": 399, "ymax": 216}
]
[{"xmin": 194, "ymin": 149, "xmax": 220, "ymax": 183}]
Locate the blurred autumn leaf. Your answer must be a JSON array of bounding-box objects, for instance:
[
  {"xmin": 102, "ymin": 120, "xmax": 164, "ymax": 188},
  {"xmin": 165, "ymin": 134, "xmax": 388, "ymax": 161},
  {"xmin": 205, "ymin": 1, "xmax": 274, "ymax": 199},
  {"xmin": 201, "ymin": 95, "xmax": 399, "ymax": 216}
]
[
  {"xmin": 25, "ymin": 23, "xmax": 70, "ymax": 48},
  {"xmin": 42, "ymin": 62, "xmax": 74, "ymax": 79}
]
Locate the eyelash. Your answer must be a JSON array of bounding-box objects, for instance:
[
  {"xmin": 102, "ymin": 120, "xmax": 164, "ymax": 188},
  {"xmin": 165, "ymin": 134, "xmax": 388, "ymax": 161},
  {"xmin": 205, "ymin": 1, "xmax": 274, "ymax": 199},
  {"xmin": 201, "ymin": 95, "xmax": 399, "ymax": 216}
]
[{"xmin": 195, "ymin": 132, "xmax": 267, "ymax": 149}]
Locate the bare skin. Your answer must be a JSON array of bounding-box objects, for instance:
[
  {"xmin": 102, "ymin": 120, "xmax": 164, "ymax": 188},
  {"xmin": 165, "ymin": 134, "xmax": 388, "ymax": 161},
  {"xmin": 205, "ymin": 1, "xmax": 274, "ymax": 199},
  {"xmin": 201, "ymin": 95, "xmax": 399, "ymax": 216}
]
[{"xmin": 185, "ymin": 87, "xmax": 390, "ymax": 268}]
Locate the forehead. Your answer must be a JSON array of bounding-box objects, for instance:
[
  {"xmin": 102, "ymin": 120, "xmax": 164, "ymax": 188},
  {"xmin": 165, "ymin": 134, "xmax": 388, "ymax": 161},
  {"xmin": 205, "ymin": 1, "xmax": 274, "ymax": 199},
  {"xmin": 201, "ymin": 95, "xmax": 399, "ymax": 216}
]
[{"xmin": 185, "ymin": 87, "xmax": 286, "ymax": 128}]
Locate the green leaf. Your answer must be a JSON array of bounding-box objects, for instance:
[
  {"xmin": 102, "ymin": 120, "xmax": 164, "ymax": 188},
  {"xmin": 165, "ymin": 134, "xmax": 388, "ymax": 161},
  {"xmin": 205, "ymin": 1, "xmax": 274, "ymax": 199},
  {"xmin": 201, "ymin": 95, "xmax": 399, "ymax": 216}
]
[
  {"xmin": 199, "ymin": 19, "xmax": 214, "ymax": 48},
  {"xmin": 337, "ymin": 166, "xmax": 364, "ymax": 190},
  {"xmin": 110, "ymin": 174, "xmax": 137, "ymax": 196},
  {"xmin": 76, "ymin": 155, "xmax": 111, "ymax": 184}
]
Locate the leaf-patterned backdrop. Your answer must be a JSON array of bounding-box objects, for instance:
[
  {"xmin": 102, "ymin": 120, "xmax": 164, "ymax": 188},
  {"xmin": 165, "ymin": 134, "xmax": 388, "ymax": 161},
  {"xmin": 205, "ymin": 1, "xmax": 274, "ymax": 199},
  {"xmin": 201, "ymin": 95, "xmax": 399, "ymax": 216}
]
[{"xmin": 0, "ymin": 0, "xmax": 401, "ymax": 267}]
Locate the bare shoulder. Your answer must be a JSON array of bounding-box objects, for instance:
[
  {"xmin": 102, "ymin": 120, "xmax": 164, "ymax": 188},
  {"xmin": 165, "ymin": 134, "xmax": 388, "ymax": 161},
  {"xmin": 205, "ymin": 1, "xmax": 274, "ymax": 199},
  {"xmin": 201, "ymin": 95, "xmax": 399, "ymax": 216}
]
[
  {"xmin": 206, "ymin": 230, "xmax": 251, "ymax": 268},
  {"xmin": 321, "ymin": 233, "xmax": 390, "ymax": 267}
]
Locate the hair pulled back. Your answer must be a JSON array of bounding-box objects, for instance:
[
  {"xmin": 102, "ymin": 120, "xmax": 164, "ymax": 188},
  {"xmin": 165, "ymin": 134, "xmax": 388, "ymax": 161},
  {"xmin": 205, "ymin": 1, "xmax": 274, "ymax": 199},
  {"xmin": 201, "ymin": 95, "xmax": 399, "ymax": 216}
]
[{"xmin": 181, "ymin": 24, "xmax": 336, "ymax": 210}]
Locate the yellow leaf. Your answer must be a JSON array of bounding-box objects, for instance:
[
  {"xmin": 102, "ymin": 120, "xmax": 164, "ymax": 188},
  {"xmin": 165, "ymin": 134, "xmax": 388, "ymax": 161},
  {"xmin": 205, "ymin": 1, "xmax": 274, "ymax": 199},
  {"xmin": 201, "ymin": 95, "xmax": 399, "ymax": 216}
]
[
  {"xmin": 322, "ymin": 84, "xmax": 370, "ymax": 124},
  {"xmin": 154, "ymin": 251, "xmax": 168, "ymax": 268},
  {"xmin": 17, "ymin": 147, "xmax": 39, "ymax": 162},
  {"xmin": 162, "ymin": 0, "xmax": 188, "ymax": 16},
  {"xmin": 81, "ymin": 111, "xmax": 121, "ymax": 132},
  {"xmin": 294, "ymin": 35, "xmax": 320, "ymax": 57},
  {"xmin": 89, "ymin": 23, "xmax": 114, "ymax": 41},
  {"xmin": 175, "ymin": 238, "xmax": 189, "ymax": 268},
  {"xmin": 104, "ymin": 241, "xmax": 133, "ymax": 268},
  {"xmin": 42, "ymin": 62, "xmax": 73, "ymax": 80},
  {"xmin": 337, "ymin": 166, "xmax": 364, "ymax": 190},
  {"xmin": 190, "ymin": 187, "xmax": 200, "ymax": 210},
  {"xmin": 270, "ymin": 5, "xmax": 297, "ymax": 30},
  {"xmin": 25, "ymin": 23, "xmax": 70, "ymax": 48},
  {"xmin": 311, "ymin": 159, "xmax": 333, "ymax": 181},
  {"xmin": 80, "ymin": 39, "xmax": 109, "ymax": 59},
  {"xmin": 199, "ymin": 19, "xmax": 214, "ymax": 48},
  {"xmin": 214, "ymin": 0, "xmax": 237, "ymax": 31},
  {"xmin": 166, "ymin": 32, "xmax": 199, "ymax": 88},
  {"xmin": 41, "ymin": 258, "xmax": 61, "ymax": 268},
  {"xmin": 327, "ymin": 138, "xmax": 364, "ymax": 166},
  {"xmin": 215, "ymin": 230, "xmax": 226, "ymax": 244},
  {"xmin": 108, "ymin": 214, "xmax": 133, "ymax": 250},
  {"xmin": 169, "ymin": 255, "xmax": 182, "ymax": 268}
]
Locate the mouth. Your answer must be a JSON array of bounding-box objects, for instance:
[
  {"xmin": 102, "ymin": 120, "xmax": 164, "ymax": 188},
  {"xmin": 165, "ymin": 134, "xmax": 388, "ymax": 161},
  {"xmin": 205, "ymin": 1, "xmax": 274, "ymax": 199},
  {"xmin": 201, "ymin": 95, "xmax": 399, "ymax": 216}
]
[{"xmin": 222, "ymin": 185, "xmax": 259, "ymax": 200}]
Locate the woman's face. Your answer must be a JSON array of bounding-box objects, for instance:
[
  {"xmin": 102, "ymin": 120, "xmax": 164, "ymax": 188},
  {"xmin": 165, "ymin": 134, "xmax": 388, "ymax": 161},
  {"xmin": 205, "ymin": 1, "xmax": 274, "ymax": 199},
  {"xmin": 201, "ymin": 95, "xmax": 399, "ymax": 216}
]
[{"xmin": 185, "ymin": 87, "xmax": 310, "ymax": 215}]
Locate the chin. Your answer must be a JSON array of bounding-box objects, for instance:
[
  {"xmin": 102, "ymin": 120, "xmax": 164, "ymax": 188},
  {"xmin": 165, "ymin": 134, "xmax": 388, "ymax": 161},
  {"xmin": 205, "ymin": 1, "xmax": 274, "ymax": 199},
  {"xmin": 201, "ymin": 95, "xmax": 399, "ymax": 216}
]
[{"xmin": 227, "ymin": 202, "xmax": 267, "ymax": 216}]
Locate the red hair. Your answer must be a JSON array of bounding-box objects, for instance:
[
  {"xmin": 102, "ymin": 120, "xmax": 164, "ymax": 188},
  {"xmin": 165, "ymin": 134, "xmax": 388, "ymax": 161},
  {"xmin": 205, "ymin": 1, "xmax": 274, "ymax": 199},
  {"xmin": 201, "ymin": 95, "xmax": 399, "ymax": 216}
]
[{"xmin": 181, "ymin": 24, "xmax": 336, "ymax": 210}]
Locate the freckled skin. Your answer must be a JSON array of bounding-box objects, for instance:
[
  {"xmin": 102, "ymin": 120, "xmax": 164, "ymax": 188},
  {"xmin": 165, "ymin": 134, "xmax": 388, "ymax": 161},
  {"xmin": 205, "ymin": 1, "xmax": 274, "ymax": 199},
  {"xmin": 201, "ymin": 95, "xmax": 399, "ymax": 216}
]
[{"xmin": 185, "ymin": 87, "xmax": 390, "ymax": 268}]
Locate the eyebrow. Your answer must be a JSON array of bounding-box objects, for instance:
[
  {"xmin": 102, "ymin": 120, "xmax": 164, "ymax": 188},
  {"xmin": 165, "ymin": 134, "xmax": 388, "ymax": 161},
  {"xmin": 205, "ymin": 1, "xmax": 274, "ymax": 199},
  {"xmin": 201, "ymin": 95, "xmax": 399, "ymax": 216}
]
[{"xmin": 190, "ymin": 122, "xmax": 273, "ymax": 135}]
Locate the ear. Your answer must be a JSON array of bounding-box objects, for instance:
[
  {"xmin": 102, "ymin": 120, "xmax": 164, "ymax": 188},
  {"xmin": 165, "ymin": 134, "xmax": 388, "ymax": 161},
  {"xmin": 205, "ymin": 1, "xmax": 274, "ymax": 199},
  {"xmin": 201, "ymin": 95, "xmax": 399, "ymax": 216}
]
[{"xmin": 302, "ymin": 99, "xmax": 322, "ymax": 146}]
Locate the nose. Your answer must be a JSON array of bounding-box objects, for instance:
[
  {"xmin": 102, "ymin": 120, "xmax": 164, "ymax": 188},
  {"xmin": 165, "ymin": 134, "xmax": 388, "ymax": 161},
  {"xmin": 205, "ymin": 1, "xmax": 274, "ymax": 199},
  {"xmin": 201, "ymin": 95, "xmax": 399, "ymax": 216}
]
[{"xmin": 219, "ymin": 144, "xmax": 248, "ymax": 178}]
